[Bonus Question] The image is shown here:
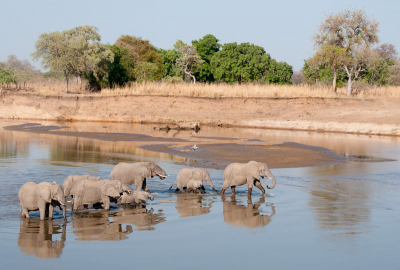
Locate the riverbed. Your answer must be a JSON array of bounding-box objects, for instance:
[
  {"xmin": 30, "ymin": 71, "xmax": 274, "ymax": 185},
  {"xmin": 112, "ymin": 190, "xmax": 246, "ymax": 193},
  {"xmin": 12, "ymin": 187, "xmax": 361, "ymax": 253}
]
[{"xmin": 0, "ymin": 119, "xmax": 399, "ymax": 269}]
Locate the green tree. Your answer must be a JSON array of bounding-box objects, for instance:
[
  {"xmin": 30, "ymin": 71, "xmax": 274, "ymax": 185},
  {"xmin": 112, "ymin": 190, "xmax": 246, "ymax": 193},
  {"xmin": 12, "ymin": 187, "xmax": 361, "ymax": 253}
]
[
  {"xmin": 308, "ymin": 45, "xmax": 347, "ymax": 91},
  {"xmin": 134, "ymin": 62, "xmax": 160, "ymax": 82},
  {"xmin": 302, "ymin": 59, "xmax": 347, "ymax": 86},
  {"xmin": 107, "ymin": 45, "xmax": 135, "ymax": 87},
  {"xmin": 0, "ymin": 66, "xmax": 16, "ymax": 88},
  {"xmin": 211, "ymin": 42, "xmax": 270, "ymax": 84},
  {"xmin": 263, "ymin": 59, "xmax": 293, "ymax": 85},
  {"xmin": 192, "ymin": 34, "xmax": 221, "ymax": 82},
  {"xmin": 116, "ymin": 35, "xmax": 163, "ymax": 81},
  {"xmin": 32, "ymin": 25, "xmax": 113, "ymax": 93},
  {"xmin": 158, "ymin": 48, "xmax": 182, "ymax": 77},
  {"xmin": 4, "ymin": 55, "xmax": 39, "ymax": 89}
]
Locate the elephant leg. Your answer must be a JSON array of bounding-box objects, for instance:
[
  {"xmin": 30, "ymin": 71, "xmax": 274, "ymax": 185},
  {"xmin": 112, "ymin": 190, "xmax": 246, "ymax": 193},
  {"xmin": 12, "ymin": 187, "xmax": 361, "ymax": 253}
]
[
  {"xmin": 201, "ymin": 186, "xmax": 205, "ymax": 191},
  {"xmin": 39, "ymin": 207, "xmax": 46, "ymax": 221},
  {"xmin": 83, "ymin": 204, "xmax": 88, "ymax": 210},
  {"xmin": 198, "ymin": 189, "xmax": 202, "ymax": 194},
  {"xmin": 248, "ymin": 187, "xmax": 253, "ymax": 195},
  {"xmin": 48, "ymin": 204, "xmax": 54, "ymax": 220},
  {"xmin": 22, "ymin": 207, "xmax": 29, "ymax": 218},
  {"xmin": 254, "ymin": 180, "xmax": 265, "ymax": 194},
  {"xmin": 175, "ymin": 188, "xmax": 180, "ymax": 192},
  {"xmin": 135, "ymin": 180, "xmax": 143, "ymax": 191},
  {"xmin": 231, "ymin": 186, "xmax": 236, "ymax": 195},
  {"xmin": 101, "ymin": 194, "xmax": 110, "ymax": 210},
  {"xmin": 219, "ymin": 187, "xmax": 227, "ymax": 195},
  {"xmin": 143, "ymin": 179, "xmax": 151, "ymax": 193}
]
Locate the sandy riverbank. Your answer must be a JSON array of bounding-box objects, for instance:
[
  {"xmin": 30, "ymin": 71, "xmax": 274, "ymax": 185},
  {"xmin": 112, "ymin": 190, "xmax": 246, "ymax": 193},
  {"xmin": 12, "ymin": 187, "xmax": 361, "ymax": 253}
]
[{"xmin": 1, "ymin": 91, "xmax": 400, "ymax": 136}]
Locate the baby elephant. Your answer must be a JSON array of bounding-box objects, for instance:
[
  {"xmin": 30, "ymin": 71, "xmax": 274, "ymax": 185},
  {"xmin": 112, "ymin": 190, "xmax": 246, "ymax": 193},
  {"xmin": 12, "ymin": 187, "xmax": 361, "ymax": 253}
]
[
  {"xmin": 19, "ymin": 182, "xmax": 66, "ymax": 221},
  {"xmin": 186, "ymin": 179, "xmax": 203, "ymax": 194},
  {"xmin": 119, "ymin": 190, "xmax": 154, "ymax": 204}
]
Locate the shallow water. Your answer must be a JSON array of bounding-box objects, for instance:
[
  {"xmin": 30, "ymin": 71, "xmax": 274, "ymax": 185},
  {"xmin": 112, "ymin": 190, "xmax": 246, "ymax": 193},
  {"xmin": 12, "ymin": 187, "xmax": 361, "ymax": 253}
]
[{"xmin": 1, "ymin": 120, "xmax": 400, "ymax": 269}]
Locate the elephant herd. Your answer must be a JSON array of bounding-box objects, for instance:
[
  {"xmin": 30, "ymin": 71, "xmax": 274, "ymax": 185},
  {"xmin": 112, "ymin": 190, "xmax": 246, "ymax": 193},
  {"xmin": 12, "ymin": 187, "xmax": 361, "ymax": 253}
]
[{"xmin": 18, "ymin": 160, "xmax": 276, "ymax": 221}]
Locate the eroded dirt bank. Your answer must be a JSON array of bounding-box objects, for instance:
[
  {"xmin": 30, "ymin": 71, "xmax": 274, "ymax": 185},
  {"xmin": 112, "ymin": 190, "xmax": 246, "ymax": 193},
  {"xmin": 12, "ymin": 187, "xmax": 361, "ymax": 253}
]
[{"xmin": 1, "ymin": 91, "xmax": 400, "ymax": 136}]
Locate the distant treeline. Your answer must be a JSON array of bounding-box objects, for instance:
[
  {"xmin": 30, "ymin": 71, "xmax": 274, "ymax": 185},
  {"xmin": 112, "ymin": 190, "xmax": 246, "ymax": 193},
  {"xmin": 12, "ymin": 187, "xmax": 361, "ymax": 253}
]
[
  {"xmin": 0, "ymin": 26, "xmax": 293, "ymax": 92},
  {"xmin": 1, "ymin": 8, "xmax": 399, "ymax": 95}
]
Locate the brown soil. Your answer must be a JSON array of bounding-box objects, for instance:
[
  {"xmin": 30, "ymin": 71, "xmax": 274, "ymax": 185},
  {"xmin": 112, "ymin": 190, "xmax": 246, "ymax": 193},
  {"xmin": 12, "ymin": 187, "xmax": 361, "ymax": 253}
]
[{"xmin": 1, "ymin": 91, "xmax": 400, "ymax": 136}]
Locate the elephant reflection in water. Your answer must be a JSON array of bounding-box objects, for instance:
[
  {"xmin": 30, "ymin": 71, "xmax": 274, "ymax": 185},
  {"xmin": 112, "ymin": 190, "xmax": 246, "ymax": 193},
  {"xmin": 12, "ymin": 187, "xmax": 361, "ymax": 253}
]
[
  {"xmin": 175, "ymin": 193, "xmax": 213, "ymax": 218},
  {"xmin": 71, "ymin": 207, "xmax": 165, "ymax": 241},
  {"xmin": 18, "ymin": 219, "xmax": 66, "ymax": 259},
  {"xmin": 222, "ymin": 195, "xmax": 275, "ymax": 228}
]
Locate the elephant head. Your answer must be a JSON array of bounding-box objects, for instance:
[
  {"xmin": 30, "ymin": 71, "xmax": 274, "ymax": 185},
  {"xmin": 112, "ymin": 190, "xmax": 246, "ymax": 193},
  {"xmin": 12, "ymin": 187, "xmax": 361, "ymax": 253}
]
[
  {"xmin": 245, "ymin": 161, "xmax": 276, "ymax": 189},
  {"xmin": 140, "ymin": 162, "xmax": 168, "ymax": 180},
  {"xmin": 109, "ymin": 180, "xmax": 133, "ymax": 195},
  {"xmin": 194, "ymin": 168, "xmax": 217, "ymax": 192},
  {"xmin": 101, "ymin": 182, "xmax": 121, "ymax": 198},
  {"xmin": 39, "ymin": 182, "xmax": 66, "ymax": 220},
  {"xmin": 138, "ymin": 191, "xmax": 154, "ymax": 201}
]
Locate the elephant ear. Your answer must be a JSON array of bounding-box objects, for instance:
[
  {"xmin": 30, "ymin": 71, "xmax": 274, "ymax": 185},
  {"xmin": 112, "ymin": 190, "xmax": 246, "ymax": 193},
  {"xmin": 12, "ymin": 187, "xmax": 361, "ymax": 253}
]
[
  {"xmin": 139, "ymin": 166, "xmax": 152, "ymax": 179},
  {"xmin": 38, "ymin": 186, "xmax": 52, "ymax": 203},
  {"xmin": 245, "ymin": 161, "xmax": 260, "ymax": 180},
  {"xmin": 101, "ymin": 183, "xmax": 120, "ymax": 198}
]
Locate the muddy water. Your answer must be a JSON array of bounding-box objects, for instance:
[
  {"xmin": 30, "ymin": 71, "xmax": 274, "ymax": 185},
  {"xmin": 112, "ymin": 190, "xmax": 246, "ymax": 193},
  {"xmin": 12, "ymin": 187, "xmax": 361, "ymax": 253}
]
[{"xmin": 1, "ymin": 120, "xmax": 400, "ymax": 269}]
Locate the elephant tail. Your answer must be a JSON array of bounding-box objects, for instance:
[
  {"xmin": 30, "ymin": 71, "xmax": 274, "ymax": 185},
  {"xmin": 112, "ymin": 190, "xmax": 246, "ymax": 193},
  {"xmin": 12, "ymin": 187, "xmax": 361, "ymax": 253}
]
[{"xmin": 169, "ymin": 179, "xmax": 178, "ymax": 190}]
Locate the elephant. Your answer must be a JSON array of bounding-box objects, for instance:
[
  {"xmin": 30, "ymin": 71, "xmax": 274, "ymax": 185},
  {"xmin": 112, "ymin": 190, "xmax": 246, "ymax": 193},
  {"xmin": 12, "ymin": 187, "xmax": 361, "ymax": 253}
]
[
  {"xmin": 19, "ymin": 181, "xmax": 67, "ymax": 221},
  {"xmin": 72, "ymin": 179, "xmax": 132, "ymax": 211},
  {"xmin": 219, "ymin": 161, "xmax": 276, "ymax": 195},
  {"xmin": 186, "ymin": 179, "xmax": 203, "ymax": 194},
  {"xmin": 63, "ymin": 174, "xmax": 102, "ymax": 198},
  {"xmin": 119, "ymin": 190, "xmax": 154, "ymax": 204},
  {"xmin": 18, "ymin": 219, "xmax": 66, "ymax": 258},
  {"xmin": 109, "ymin": 162, "xmax": 168, "ymax": 193},
  {"xmin": 170, "ymin": 168, "xmax": 217, "ymax": 192},
  {"xmin": 222, "ymin": 195, "xmax": 276, "ymax": 228}
]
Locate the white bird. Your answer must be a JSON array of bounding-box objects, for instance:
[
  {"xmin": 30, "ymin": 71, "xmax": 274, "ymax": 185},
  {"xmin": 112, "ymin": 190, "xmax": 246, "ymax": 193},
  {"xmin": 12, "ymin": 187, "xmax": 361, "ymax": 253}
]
[{"xmin": 192, "ymin": 145, "xmax": 198, "ymax": 151}]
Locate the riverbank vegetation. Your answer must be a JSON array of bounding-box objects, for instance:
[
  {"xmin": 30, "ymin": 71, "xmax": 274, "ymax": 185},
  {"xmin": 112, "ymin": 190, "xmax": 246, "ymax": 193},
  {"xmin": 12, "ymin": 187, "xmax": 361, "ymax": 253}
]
[{"xmin": 0, "ymin": 8, "xmax": 399, "ymax": 98}]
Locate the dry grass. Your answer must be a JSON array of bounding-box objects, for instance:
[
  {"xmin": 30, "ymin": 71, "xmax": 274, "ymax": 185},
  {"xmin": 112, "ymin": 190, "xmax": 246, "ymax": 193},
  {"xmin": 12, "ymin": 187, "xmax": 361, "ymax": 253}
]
[{"xmin": 3, "ymin": 79, "xmax": 400, "ymax": 99}]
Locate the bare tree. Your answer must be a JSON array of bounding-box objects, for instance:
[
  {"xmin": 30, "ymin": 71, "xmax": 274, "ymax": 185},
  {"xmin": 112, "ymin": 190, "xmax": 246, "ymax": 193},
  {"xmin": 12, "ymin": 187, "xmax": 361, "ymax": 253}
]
[
  {"xmin": 314, "ymin": 8, "xmax": 379, "ymax": 95},
  {"xmin": 375, "ymin": 43, "xmax": 399, "ymax": 63},
  {"xmin": 176, "ymin": 44, "xmax": 203, "ymax": 85}
]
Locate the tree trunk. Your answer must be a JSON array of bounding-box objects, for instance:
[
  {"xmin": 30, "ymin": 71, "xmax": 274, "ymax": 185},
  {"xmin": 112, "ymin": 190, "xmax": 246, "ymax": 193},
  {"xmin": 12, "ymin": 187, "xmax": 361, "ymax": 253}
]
[
  {"xmin": 347, "ymin": 77, "xmax": 352, "ymax": 96},
  {"xmin": 64, "ymin": 71, "xmax": 69, "ymax": 93},
  {"xmin": 238, "ymin": 75, "xmax": 242, "ymax": 85},
  {"xmin": 332, "ymin": 68, "xmax": 337, "ymax": 92}
]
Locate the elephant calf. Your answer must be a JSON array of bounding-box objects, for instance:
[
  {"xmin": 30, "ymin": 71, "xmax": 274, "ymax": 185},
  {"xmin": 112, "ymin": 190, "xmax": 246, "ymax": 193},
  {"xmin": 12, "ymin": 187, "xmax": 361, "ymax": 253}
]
[
  {"xmin": 220, "ymin": 161, "xmax": 276, "ymax": 195},
  {"xmin": 170, "ymin": 168, "xmax": 217, "ymax": 192},
  {"xmin": 19, "ymin": 181, "xmax": 66, "ymax": 221},
  {"xmin": 119, "ymin": 190, "xmax": 154, "ymax": 204},
  {"xmin": 186, "ymin": 179, "xmax": 203, "ymax": 194}
]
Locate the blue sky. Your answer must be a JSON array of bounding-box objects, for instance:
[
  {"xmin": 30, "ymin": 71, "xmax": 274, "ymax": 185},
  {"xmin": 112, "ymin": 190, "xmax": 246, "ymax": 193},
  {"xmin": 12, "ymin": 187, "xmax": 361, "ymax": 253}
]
[{"xmin": 0, "ymin": 0, "xmax": 399, "ymax": 71}]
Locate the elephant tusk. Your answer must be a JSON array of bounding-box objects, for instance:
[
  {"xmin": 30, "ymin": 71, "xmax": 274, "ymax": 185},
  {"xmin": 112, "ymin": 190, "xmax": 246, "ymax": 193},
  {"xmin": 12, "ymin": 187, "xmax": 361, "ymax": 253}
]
[{"xmin": 157, "ymin": 174, "xmax": 169, "ymax": 178}]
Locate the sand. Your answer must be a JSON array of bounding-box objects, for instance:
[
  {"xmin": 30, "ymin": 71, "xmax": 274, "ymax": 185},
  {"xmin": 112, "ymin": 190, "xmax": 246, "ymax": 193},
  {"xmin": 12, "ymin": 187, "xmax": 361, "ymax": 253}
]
[{"xmin": 1, "ymin": 91, "xmax": 400, "ymax": 136}]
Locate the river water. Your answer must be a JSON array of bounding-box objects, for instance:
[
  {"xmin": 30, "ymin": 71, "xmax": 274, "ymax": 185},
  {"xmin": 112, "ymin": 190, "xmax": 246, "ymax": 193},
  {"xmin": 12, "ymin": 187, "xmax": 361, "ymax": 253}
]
[{"xmin": 0, "ymin": 119, "xmax": 399, "ymax": 269}]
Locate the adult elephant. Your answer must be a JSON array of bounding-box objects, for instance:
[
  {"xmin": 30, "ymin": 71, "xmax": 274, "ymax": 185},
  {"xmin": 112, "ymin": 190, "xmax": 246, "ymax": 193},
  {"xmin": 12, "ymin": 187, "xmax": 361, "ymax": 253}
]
[
  {"xmin": 219, "ymin": 161, "xmax": 276, "ymax": 195},
  {"xmin": 19, "ymin": 182, "xmax": 67, "ymax": 221},
  {"xmin": 63, "ymin": 174, "xmax": 102, "ymax": 198},
  {"xmin": 72, "ymin": 179, "xmax": 131, "ymax": 211},
  {"xmin": 170, "ymin": 168, "xmax": 217, "ymax": 192},
  {"xmin": 109, "ymin": 162, "xmax": 167, "ymax": 193}
]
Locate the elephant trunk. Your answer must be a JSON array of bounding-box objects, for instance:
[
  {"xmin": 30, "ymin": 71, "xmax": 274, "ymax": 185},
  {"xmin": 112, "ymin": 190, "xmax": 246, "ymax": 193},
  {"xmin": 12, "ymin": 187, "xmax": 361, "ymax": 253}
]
[
  {"xmin": 62, "ymin": 205, "xmax": 67, "ymax": 222},
  {"xmin": 266, "ymin": 169, "xmax": 276, "ymax": 189}
]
